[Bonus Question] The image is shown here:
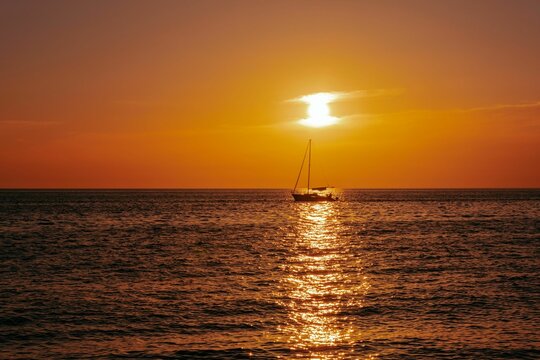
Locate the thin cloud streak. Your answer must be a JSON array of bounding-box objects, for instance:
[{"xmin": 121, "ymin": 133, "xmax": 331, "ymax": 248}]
[
  {"xmin": 286, "ymin": 88, "xmax": 403, "ymax": 103},
  {"xmin": 0, "ymin": 120, "xmax": 61, "ymax": 125},
  {"xmin": 362, "ymin": 100, "xmax": 540, "ymax": 118},
  {"xmin": 456, "ymin": 100, "xmax": 540, "ymax": 113}
]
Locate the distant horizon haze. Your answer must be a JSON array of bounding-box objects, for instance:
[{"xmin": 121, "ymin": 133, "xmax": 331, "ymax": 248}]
[{"xmin": 1, "ymin": 187, "xmax": 539, "ymax": 191}]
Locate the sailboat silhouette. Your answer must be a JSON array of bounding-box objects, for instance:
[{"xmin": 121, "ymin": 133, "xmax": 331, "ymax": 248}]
[{"xmin": 291, "ymin": 139, "xmax": 338, "ymax": 202}]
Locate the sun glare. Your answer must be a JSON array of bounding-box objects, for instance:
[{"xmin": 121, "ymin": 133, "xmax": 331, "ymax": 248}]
[{"xmin": 299, "ymin": 92, "xmax": 339, "ymax": 128}]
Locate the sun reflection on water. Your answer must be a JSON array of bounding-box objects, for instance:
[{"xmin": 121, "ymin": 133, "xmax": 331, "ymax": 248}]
[{"xmin": 277, "ymin": 202, "xmax": 372, "ymax": 359}]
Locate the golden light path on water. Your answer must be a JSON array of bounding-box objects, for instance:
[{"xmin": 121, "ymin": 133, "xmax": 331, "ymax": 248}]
[{"xmin": 277, "ymin": 202, "xmax": 374, "ymax": 359}]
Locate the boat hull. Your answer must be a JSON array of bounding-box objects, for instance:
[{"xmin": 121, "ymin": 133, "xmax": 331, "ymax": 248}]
[{"xmin": 292, "ymin": 193, "xmax": 338, "ymax": 202}]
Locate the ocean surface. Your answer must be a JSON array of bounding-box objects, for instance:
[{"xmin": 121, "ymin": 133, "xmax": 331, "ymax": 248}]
[{"xmin": 0, "ymin": 189, "xmax": 539, "ymax": 359}]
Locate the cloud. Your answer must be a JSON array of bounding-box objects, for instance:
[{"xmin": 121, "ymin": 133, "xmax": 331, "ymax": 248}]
[
  {"xmin": 284, "ymin": 88, "xmax": 403, "ymax": 128},
  {"xmin": 0, "ymin": 120, "xmax": 61, "ymax": 125},
  {"xmin": 363, "ymin": 100, "xmax": 540, "ymax": 118},
  {"xmin": 287, "ymin": 88, "xmax": 402, "ymax": 103},
  {"xmin": 335, "ymin": 88, "xmax": 404, "ymax": 100},
  {"xmin": 455, "ymin": 100, "xmax": 540, "ymax": 113}
]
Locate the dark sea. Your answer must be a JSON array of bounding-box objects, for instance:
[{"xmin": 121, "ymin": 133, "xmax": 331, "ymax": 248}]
[{"xmin": 1, "ymin": 189, "xmax": 539, "ymax": 359}]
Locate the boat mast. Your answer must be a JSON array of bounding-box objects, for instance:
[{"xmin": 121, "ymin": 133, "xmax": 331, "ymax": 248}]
[
  {"xmin": 307, "ymin": 139, "xmax": 311, "ymax": 194},
  {"xmin": 293, "ymin": 140, "xmax": 310, "ymax": 193}
]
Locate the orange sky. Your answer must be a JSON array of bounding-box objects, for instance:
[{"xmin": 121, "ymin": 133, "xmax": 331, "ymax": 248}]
[{"xmin": 1, "ymin": 0, "xmax": 539, "ymax": 188}]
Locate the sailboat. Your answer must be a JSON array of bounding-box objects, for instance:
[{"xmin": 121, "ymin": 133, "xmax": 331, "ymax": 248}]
[{"xmin": 292, "ymin": 139, "xmax": 338, "ymax": 202}]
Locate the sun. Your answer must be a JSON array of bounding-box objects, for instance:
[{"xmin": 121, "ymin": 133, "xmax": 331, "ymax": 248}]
[{"xmin": 299, "ymin": 92, "xmax": 339, "ymax": 128}]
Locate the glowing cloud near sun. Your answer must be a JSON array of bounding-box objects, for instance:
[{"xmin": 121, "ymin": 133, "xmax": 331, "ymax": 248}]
[
  {"xmin": 289, "ymin": 89, "xmax": 399, "ymax": 128},
  {"xmin": 298, "ymin": 92, "xmax": 339, "ymax": 128}
]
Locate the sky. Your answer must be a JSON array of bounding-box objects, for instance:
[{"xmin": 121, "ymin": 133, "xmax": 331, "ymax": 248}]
[{"xmin": 1, "ymin": 0, "xmax": 539, "ymax": 188}]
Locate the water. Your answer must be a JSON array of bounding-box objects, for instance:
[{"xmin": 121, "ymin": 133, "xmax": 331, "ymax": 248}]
[{"xmin": 1, "ymin": 190, "xmax": 539, "ymax": 359}]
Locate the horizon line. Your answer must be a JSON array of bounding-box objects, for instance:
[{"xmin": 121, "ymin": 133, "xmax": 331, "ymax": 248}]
[{"xmin": 1, "ymin": 187, "xmax": 539, "ymax": 191}]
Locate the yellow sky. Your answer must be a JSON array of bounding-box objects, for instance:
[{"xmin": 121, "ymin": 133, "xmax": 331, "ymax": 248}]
[{"xmin": 1, "ymin": 0, "xmax": 539, "ymax": 188}]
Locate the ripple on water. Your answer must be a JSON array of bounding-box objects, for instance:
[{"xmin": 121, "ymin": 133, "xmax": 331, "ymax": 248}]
[{"xmin": 0, "ymin": 189, "xmax": 538, "ymax": 359}]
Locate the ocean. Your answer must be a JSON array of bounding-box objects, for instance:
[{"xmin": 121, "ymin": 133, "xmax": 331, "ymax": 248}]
[{"xmin": 0, "ymin": 189, "xmax": 538, "ymax": 359}]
